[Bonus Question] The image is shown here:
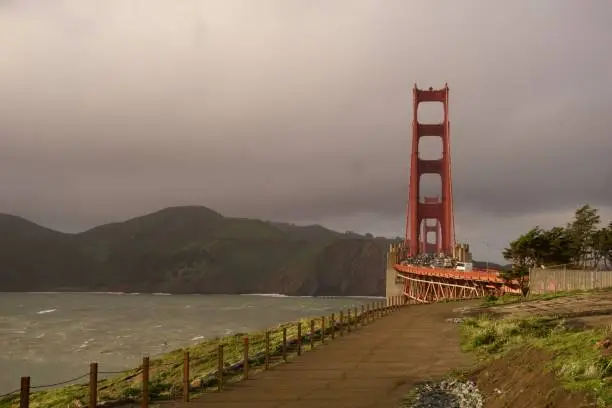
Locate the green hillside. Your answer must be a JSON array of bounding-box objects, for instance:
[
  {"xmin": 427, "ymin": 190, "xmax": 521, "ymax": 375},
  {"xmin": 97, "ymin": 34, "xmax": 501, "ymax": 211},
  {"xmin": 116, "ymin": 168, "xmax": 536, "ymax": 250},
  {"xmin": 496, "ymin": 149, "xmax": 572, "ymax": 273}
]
[{"xmin": 0, "ymin": 206, "xmax": 395, "ymax": 296}]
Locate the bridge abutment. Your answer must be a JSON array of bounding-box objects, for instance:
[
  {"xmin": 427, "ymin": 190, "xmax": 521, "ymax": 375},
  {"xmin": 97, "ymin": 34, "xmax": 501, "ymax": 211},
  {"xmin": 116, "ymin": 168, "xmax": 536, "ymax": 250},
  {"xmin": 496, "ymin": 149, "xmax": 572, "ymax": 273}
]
[{"xmin": 385, "ymin": 243, "xmax": 404, "ymax": 301}]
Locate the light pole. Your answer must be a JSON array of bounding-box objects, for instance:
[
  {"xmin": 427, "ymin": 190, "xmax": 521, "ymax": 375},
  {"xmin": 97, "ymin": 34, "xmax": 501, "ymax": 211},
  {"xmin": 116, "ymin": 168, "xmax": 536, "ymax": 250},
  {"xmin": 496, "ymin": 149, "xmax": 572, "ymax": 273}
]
[{"xmin": 478, "ymin": 240, "xmax": 490, "ymax": 271}]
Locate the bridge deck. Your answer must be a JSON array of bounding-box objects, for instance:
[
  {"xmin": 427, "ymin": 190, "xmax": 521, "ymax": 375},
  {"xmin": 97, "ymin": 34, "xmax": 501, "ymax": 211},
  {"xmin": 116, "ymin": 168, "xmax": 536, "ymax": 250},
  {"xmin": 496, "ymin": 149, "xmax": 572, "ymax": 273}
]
[
  {"xmin": 395, "ymin": 263, "xmax": 508, "ymax": 284},
  {"xmin": 167, "ymin": 301, "xmax": 474, "ymax": 408}
]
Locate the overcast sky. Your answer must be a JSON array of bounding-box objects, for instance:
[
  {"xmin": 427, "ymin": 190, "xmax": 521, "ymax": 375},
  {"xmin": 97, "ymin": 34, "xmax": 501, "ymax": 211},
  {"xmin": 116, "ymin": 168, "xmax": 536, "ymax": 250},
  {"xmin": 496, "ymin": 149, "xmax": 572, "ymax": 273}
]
[{"xmin": 1, "ymin": 0, "xmax": 611, "ymax": 262}]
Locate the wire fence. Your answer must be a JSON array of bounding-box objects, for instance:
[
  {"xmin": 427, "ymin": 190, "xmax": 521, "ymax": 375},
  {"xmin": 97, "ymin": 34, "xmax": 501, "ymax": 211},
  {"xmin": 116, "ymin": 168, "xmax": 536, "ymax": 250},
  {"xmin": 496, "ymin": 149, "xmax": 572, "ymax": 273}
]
[{"xmin": 0, "ymin": 296, "xmax": 406, "ymax": 408}]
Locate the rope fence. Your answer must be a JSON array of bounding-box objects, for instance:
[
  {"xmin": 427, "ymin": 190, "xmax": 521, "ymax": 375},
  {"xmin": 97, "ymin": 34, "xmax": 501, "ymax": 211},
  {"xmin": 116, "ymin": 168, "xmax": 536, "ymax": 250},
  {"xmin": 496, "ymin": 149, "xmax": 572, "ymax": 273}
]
[{"xmin": 0, "ymin": 296, "xmax": 406, "ymax": 408}]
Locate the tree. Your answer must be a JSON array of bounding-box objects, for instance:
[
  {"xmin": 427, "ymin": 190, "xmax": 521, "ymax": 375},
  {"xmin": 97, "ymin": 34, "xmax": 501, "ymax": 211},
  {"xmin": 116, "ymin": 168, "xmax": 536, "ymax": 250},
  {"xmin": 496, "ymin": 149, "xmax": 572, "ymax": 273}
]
[
  {"xmin": 502, "ymin": 227, "xmax": 544, "ymax": 269},
  {"xmin": 536, "ymin": 226, "xmax": 573, "ymax": 266},
  {"xmin": 595, "ymin": 222, "xmax": 612, "ymax": 269},
  {"xmin": 501, "ymin": 227, "xmax": 545, "ymax": 294},
  {"xmin": 566, "ymin": 205, "xmax": 600, "ymax": 268},
  {"xmin": 501, "ymin": 224, "xmax": 574, "ymax": 295},
  {"xmin": 502, "ymin": 204, "xmax": 610, "ymax": 273}
]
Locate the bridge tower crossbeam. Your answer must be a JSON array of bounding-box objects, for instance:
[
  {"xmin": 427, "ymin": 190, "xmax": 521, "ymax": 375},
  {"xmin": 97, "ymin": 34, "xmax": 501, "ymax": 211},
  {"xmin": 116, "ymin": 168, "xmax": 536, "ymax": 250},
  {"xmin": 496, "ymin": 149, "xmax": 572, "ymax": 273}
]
[{"xmin": 421, "ymin": 196, "xmax": 441, "ymax": 254}]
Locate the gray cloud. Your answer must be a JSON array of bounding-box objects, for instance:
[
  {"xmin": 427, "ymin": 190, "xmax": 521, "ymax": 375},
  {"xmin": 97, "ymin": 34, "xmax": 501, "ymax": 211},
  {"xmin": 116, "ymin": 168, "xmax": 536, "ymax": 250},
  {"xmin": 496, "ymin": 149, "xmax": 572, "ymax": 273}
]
[{"xmin": 1, "ymin": 0, "xmax": 612, "ymax": 262}]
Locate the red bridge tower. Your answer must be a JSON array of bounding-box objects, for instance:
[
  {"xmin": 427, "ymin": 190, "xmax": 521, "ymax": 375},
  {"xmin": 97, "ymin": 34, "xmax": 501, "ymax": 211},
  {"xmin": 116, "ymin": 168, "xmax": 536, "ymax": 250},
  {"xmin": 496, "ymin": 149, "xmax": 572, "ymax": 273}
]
[{"xmin": 405, "ymin": 84, "xmax": 455, "ymax": 257}]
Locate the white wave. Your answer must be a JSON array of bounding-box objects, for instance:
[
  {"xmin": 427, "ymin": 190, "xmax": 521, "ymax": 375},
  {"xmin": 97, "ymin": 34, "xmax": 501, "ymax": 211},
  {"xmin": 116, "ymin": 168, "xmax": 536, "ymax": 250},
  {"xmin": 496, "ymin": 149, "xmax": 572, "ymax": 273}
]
[
  {"xmin": 342, "ymin": 295, "xmax": 386, "ymax": 299},
  {"xmin": 36, "ymin": 309, "xmax": 57, "ymax": 315},
  {"xmin": 241, "ymin": 293, "xmax": 288, "ymax": 298},
  {"xmin": 152, "ymin": 293, "xmax": 172, "ymax": 296},
  {"xmin": 191, "ymin": 335, "xmax": 205, "ymax": 341},
  {"xmin": 222, "ymin": 306, "xmax": 250, "ymax": 311},
  {"xmin": 26, "ymin": 291, "xmax": 62, "ymax": 294}
]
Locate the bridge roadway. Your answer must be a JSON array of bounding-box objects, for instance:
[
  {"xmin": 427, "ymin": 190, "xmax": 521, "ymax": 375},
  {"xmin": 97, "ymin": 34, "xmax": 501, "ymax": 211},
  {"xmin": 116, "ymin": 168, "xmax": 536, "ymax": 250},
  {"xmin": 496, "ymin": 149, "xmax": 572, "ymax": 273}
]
[{"xmin": 169, "ymin": 301, "xmax": 475, "ymax": 408}]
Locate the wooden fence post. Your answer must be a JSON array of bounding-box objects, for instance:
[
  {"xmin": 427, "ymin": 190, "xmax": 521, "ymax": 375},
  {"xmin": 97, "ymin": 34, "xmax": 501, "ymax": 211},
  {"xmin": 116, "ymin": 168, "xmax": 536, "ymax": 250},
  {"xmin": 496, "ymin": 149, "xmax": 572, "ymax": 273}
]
[
  {"xmin": 330, "ymin": 313, "xmax": 335, "ymax": 340},
  {"xmin": 183, "ymin": 351, "xmax": 189, "ymax": 402},
  {"xmin": 361, "ymin": 305, "xmax": 365, "ymax": 324},
  {"xmin": 354, "ymin": 307, "xmax": 358, "ymax": 327},
  {"xmin": 243, "ymin": 337, "xmax": 249, "ymax": 380},
  {"xmin": 348, "ymin": 309, "xmax": 353, "ymax": 333},
  {"xmin": 89, "ymin": 362, "xmax": 98, "ymax": 408},
  {"xmin": 321, "ymin": 316, "xmax": 326, "ymax": 344},
  {"xmin": 217, "ymin": 345, "xmax": 224, "ymax": 392},
  {"xmin": 297, "ymin": 323, "xmax": 302, "ymax": 356},
  {"xmin": 265, "ymin": 331, "xmax": 271, "ymax": 370},
  {"xmin": 282, "ymin": 328, "xmax": 287, "ymax": 362},
  {"xmin": 339, "ymin": 311, "xmax": 344, "ymax": 336},
  {"xmin": 141, "ymin": 357, "xmax": 149, "ymax": 408},
  {"xmin": 19, "ymin": 376, "xmax": 30, "ymax": 408},
  {"xmin": 310, "ymin": 320, "xmax": 315, "ymax": 350}
]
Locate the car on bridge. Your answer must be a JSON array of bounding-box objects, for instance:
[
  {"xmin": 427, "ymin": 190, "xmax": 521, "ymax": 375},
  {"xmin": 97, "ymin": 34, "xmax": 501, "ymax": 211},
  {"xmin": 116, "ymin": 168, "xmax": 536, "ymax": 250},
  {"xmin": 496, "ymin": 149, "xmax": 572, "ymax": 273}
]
[{"xmin": 455, "ymin": 262, "xmax": 473, "ymax": 272}]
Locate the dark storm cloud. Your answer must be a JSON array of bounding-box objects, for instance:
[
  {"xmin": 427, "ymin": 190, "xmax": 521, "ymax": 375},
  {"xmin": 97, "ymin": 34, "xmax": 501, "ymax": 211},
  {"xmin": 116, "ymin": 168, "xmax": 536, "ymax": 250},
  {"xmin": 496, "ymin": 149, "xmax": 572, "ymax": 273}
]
[{"xmin": 1, "ymin": 0, "xmax": 611, "ymax": 260}]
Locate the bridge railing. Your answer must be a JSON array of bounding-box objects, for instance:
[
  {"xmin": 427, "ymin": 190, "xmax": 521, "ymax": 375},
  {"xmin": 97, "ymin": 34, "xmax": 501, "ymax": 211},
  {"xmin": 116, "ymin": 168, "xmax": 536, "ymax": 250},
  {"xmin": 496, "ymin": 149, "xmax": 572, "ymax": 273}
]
[
  {"xmin": 394, "ymin": 263, "xmax": 505, "ymax": 283},
  {"xmin": 0, "ymin": 296, "xmax": 406, "ymax": 408}
]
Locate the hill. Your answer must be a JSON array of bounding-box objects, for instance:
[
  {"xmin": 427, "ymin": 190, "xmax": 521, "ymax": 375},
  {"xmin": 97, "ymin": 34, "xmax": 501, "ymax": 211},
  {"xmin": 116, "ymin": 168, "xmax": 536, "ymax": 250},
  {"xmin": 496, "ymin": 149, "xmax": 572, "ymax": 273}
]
[{"xmin": 0, "ymin": 206, "xmax": 395, "ymax": 296}]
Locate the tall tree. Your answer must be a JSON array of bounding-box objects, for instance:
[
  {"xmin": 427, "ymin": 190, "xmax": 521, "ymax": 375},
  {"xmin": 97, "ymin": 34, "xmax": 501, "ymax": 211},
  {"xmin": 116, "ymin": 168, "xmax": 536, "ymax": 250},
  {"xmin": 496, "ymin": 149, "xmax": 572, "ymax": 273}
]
[
  {"xmin": 566, "ymin": 205, "xmax": 600, "ymax": 268},
  {"xmin": 503, "ymin": 204, "xmax": 609, "ymax": 272},
  {"xmin": 501, "ymin": 227, "xmax": 546, "ymax": 293},
  {"xmin": 502, "ymin": 227, "xmax": 545, "ymax": 269},
  {"xmin": 595, "ymin": 222, "xmax": 612, "ymax": 269}
]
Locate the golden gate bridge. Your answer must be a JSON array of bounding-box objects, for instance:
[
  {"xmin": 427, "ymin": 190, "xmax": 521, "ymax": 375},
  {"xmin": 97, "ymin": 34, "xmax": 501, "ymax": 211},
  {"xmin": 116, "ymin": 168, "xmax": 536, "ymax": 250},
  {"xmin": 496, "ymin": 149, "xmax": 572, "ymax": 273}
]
[{"xmin": 387, "ymin": 84, "xmax": 522, "ymax": 303}]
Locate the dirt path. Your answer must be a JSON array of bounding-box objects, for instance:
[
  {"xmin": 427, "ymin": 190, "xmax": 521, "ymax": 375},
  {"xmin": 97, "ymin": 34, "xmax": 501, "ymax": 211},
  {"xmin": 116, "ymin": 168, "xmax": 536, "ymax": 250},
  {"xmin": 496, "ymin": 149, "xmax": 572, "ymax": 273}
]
[
  {"xmin": 168, "ymin": 301, "xmax": 475, "ymax": 408},
  {"xmin": 488, "ymin": 291, "xmax": 612, "ymax": 328}
]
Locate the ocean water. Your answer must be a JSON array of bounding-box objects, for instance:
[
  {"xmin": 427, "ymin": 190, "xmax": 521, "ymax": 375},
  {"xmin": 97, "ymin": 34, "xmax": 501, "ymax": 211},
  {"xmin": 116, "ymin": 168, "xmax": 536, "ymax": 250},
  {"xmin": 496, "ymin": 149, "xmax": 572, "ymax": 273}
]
[{"xmin": 0, "ymin": 292, "xmax": 379, "ymax": 394}]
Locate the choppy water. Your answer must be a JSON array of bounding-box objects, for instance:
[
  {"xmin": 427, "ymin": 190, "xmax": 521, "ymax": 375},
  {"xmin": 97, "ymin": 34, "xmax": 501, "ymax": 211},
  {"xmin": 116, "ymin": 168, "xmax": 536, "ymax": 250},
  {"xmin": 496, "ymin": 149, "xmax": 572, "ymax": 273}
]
[{"xmin": 0, "ymin": 292, "xmax": 378, "ymax": 394}]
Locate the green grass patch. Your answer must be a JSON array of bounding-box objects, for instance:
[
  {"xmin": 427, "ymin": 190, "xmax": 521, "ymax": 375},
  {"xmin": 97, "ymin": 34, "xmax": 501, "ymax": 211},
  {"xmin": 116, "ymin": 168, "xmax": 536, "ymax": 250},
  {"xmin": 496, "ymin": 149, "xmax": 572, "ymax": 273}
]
[{"xmin": 461, "ymin": 313, "xmax": 612, "ymax": 406}]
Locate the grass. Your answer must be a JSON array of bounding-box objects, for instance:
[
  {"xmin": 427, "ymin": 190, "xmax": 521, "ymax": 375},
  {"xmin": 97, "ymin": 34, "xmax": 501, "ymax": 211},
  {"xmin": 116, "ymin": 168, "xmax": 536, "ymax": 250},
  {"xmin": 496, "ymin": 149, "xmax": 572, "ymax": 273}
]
[
  {"xmin": 0, "ymin": 311, "xmax": 368, "ymax": 408},
  {"xmin": 460, "ymin": 313, "xmax": 612, "ymax": 406}
]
